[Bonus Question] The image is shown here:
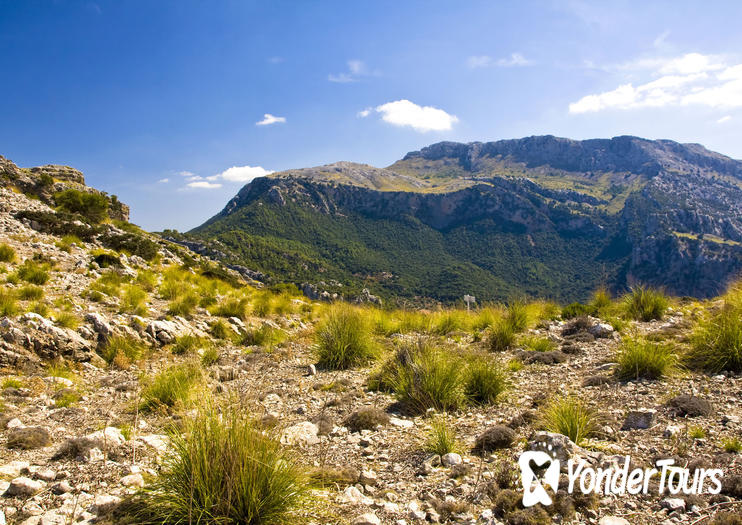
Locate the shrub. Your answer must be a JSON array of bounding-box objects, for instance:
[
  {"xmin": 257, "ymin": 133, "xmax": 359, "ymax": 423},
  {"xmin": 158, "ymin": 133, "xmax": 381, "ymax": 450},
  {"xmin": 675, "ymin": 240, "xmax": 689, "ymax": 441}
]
[
  {"xmin": 100, "ymin": 232, "xmax": 159, "ymax": 261},
  {"xmin": 101, "ymin": 335, "xmax": 147, "ymax": 367},
  {"xmin": 0, "ymin": 243, "xmax": 16, "ymax": 263},
  {"xmin": 168, "ymin": 291, "xmax": 199, "ymax": 318},
  {"xmin": 591, "ymin": 287, "xmax": 613, "ymax": 311},
  {"xmin": 18, "ymin": 285, "xmax": 44, "ymax": 300},
  {"xmin": 473, "ymin": 425, "xmax": 516, "ymax": 454},
  {"xmin": 616, "ymin": 335, "xmax": 677, "ymax": 380},
  {"xmin": 89, "ymin": 271, "xmax": 128, "ymax": 298},
  {"xmin": 541, "ymin": 396, "xmax": 598, "ymax": 445},
  {"xmin": 56, "ymin": 234, "xmax": 83, "ymax": 253},
  {"xmin": 345, "ymin": 407, "xmax": 390, "ymax": 432},
  {"xmin": 488, "ymin": 320, "xmax": 516, "ymax": 352},
  {"xmin": 134, "ymin": 270, "xmax": 157, "ymax": 292},
  {"xmin": 315, "ymin": 305, "xmax": 377, "ymax": 369},
  {"xmin": 120, "ymin": 285, "xmax": 148, "ymax": 316},
  {"xmin": 17, "ymin": 260, "xmax": 49, "ymax": 285},
  {"xmin": 252, "ymin": 292, "xmax": 273, "ymax": 317},
  {"xmin": 54, "ymin": 310, "xmax": 81, "ymax": 329},
  {"xmin": 209, "ymin": 319, "xmax": 233, "ymax": 340},
  {"xmin": 213, "ymin": 296, "xmax": 250, "ymax": 320},
  {"xmin": 472, "ymin": 307, "xmax": 501, "ymax": 332},
  {"xmin": 93, "ymin": 250, "xmax": 122, "ymax": 268},
  {"xmin": 464, "ymin": 356, "xmax": 508, "ymax": 405},
  {"xmin": 561, "ymin": 302, "xmax": 594, "ymax": 319},
  {"xmin": 54, "ymin": 189, "xmax": 109, "ymax": 223},
  {"xmin": 687, "ymin": 303, "xmax": 742, "ymax": 373},
  {"xmin": 30, "ymin": 301, "xmax": 49, "ymax": 316},
  {"xmin": 623, "ymin": 286, "xmax": 669, "ymax": 322},
  {"xmin": 0, "ymin": 288, "xmax": 19, "ymax": 316},
  {"xmin": 119, "ymin": 405, "xmax": 308, "ymax": 524},
  {"xmin": 140, "ymin": 362, "xmax": 203, "ymax": 411},
  {"xmin": 425, "ymin": 416, "xmax": 458, "ymax": 456},
  {"xmin": 388, "ymin": 340, "xmax": 465, "ymax": 414}
]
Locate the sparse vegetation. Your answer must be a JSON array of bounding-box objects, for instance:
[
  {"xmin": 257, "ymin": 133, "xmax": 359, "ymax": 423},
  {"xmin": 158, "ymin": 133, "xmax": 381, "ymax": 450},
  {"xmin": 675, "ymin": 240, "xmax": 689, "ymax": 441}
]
[
  {"xmin": 167, "ymin": 291, "xmax": 199, "ymax": 318},
  {"xmin": 687, "ymin": 300, "xmax": 742, "ymax": 373},
  {"xmin": 464, "ymin": 355, "xmax": 508, "ymax": 405},
  {"xmin": 315, "ymin": 304, "xmax": 377, "ymax": 369},
  {"xmin": 623, "ymin": 285, "xmax": 669, "ymax": 322},
  {"xmin": 120, "ymin": 284, "xmax": 148, "ymax": 315},
  {"xmin": 723, "ymin": 437, "xmax": 742, "ymax": 453},
  {"xmin": 541, "ymin": 396, "xmax": 598, "ymax": 445},
  {"xmin": 101, "ymin": 335, "xmax": 148, "ymax": 367},
  {"xmin": 16, "ymin": 260, "xmax": 50, "ymax": 285},
  {"xmin": 140, "ymin": 361, "xmax": 203, "ymax": 411},
  {"xmin": 54, "ymin": 310, "xmax": 81, "ymax": 329},
  {"xmin": 0, "ymin": 243, "xmax": 16, "ymax": 263},
  {"xmin": 0, "ymin": 288, "xmax": 19, "ymax": 316},
  {"xmin": 120, "ymin": 404, "xmax": 308, "ymax": 524},
  {"xmin": 425, "ymin": 416, "xmax": 458, "ymax": 456},
  {"xmin": 54, "ymin": 188, "xmax": 109, "ymax": 223},
  {"xmin": 615, "ymin": 335, "xmax": 677, "ymax": 380}
]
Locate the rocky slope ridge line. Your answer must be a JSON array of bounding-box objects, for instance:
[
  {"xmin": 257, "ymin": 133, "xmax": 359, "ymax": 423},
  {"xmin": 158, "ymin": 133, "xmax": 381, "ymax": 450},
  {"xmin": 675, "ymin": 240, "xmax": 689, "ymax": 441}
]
[{"xmin": 191, "ymin": 135, "xmax": 742, "ymax": 302}]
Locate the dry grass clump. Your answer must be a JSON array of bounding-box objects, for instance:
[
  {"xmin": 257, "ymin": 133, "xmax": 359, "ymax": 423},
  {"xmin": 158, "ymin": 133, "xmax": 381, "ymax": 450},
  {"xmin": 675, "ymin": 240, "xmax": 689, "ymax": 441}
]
[
  {"xmin": 101, "ymin": 335, "xmax": 148, "ymax": 368},
  {"xmin": 686, "ymin": 286, "xmax": 742, "ymax": 373},
  {"xmin": 425, "ymin": 416, "xmax": 459, "ymax": 456},
  {"xmin": 140, "ymin": 361, "xmax": 203, "ymax": 412},
  {"xmin": 315, "ymin": 304, "xmax": 378, "ymax": 369},
  {"xmin": 615, "ymin": 334, "xmax": 677, "ymax": 380},
  {"xmin": 541, "ymin": 396, "xmax": 599, "ymax": 445},
  {"xmin": 623, "ymin": 285, "xmax": 669, "ymax": 321},
  {"xmin": 0, "ymin": 243, "xmax": 16, "ymax": 263}
]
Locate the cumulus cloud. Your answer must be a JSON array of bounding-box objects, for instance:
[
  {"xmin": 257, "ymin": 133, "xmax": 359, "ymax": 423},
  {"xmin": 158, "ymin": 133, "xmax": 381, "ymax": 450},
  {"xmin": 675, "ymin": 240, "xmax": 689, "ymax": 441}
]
[
  {"xmin": 368, "ymin": 99, "xmax": 458, "ymax": 132},
  {"xmin": 256, "ymin": 113, "xmax": 286, "ymax": 126},
  {"xmin": 218, "ymin": 165, "xmax": 274, "ymax": 183},
  {"xmin": 186, "ymin": 181, "xmax": 222, "ymax": 189},
  {"xmin": 466, "ymin": 53, "xmax": 532, "ymax": 69},
  {"xmin": 569, "ymin": 53, "xmax": 742, "ymax": 114}
]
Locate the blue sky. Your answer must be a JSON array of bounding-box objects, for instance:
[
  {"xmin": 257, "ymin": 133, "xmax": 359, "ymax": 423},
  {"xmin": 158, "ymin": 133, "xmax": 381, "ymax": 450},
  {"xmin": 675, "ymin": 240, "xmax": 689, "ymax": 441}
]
[{"xmin": 1, "ymin": 1, "xmax": 741, "ymax": 230}]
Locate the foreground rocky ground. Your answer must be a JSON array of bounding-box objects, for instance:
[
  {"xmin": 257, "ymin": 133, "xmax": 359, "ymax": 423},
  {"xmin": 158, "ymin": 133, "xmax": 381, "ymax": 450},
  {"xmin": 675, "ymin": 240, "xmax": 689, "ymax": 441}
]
[{"xmin": 0, "ymin": 181, "xmax": 740, "ymax": 524}]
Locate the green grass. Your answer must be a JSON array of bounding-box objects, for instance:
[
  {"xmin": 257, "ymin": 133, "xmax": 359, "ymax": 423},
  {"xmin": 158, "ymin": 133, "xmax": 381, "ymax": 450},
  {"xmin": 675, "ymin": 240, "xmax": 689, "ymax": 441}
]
[
  {"xmin": 615, "ymin": 335, "xmax": 677, "ymax": 380},
  {"xmin": 425, "ymin": 416, "xmax": 458, "ymax": 456},
  {"xmin": 0, "ymin": 243, "xmax": 16, "ymax": 263},
  {"xmin": 119, "ymin": 405, "xmax": 308, "ymax": 524},
  {"xmin": 16, "ymin": 260, "xmax": 50, "ymax": 285},
  {"xmin": 382, "ymin": 340, "xmax": 466, "ymax": 414},
  {"xmin": 134, "ymin": 269, "xmax": 158, "ymax": 292},
  {"xmin": 504, "ymin": 300, "xmax": 529, "ymax": 332},
  {"xmin": 541, "ymin": 396, "xmax": 598, "ymax": 445},
  {"xmin": 54, "ymin": 390, "xmax": 80, "ymax": 408},
  {"xmin": 521, "ymin": 335, "xmax": 557, "ymax": 353},
  {"xmin": 209, "ymin": 319, "xmax": 234, "ymax": 340},
  {"xmin": 140, "ymin": 361, "xmax": 203, "ymax": 412},
  {"xmin": 315, "ymin": 304, "xmax": 378, "ymax": 369},
  {"xmin": 722, "ymin": 437, "xmax": 742, "ymax": 453},
  {"xmin": 201, "ymin": 346, "xmax": 220, "ymax": 367},
  {"xmin": 101, "ymin": 335, "xmax": 148, "ymax": 367},
  {"xmin": 54, "ymin": 310, "xmax": 81, "ymax": 329},
  {"xmin": 689, "ymin": 426, "xmax": 706, "ymax": 439},
  {"xmin": 487, "ymin": 320, "xmax": 516, "ymax": 352},
  {"xmin": 18, "ymin": 284, "xmax": 44, "ymax": 301},
  {"xmin": 430, "ymin": 310, "xmax": 469, "ymax": 335},
  {"xmin": 30, "ymin": 301, "xmax": 50, "ymax": 316},
  {"xmin": 2, "ymin": 377, "xmax": 24, "ymax": 389},
  {"xmin": 212, "ymin": 296, "xmax": 250, "ymax": 320},
  {"xmin": 168, "ymin": 291, "xmax": 199, "ymax": 318},
  {"xmin": 55, "ymin": 234, "xmax": 83, "ymax": 252},
  {"xmin": 171, "ymin": 334, "xmax": 209, "ymax": 355},
  {"xmin": 464, "ymin": 355, "xmax": 508, "ymax": 405},
  {"xmin": 622, "ymin": 286, "xmax": 669, "ymax": 322},
  {"xmin": 0, "ymin": 288, "xmax": 19, "ymax": 316},
  {"xmin": 687, "ymin": 302, "xmax": 742, "ymax": 373},
  {"xmin": 120, "ymin": 284, "xmax": 148, "ymax": 316},
  {"xmin": 240, "ymin": 324, "xmax": 285, "ymax": 350}
]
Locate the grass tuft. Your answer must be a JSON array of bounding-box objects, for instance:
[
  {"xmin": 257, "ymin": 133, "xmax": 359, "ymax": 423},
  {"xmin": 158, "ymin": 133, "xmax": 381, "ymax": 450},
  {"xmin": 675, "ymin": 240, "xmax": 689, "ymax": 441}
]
[
  {"xmin": 615, "ymin": 335, "xmax": 677, "ymax": 380},
  {"xmin": 101, "ymin": 335, "xmax": 147, "ymax": 367},
  {"xmin": 0, "ymin": 288, "xmax": 19, "ymax": 316},
  {"xmin": 464, "ymin": 355, "xmax": 508, "ymax": 405},
  {"xmin": 687, "ymin": 302, "xmax": 742, "ymax": 373},
  {"xmin": 315, "ymin": 304, "xmax": 377, "ymax": 369},
  {"xmin": 0, "ymin": 243, "xmax": 16, "ymax": 263},
  {"xmin": 140, "ymin": 361, "xmax": 203, "ymax": 412},
  {"xmin": 541, "ymin": 396, "xmax": 598, "ymax": 445},
  {"xmin": 623, "ymin": 285, "xmax": 669, "ymax": 322},
  {"xmin": 425, "ymin": 416, "xmax": 458, "ymax": 456}
]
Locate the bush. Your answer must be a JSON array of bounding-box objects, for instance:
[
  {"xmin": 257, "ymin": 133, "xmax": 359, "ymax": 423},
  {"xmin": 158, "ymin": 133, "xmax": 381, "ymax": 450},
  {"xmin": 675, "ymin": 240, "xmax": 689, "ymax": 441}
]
[
  {"xmin": 17, "ymin": 260, "xmax": 50, "ymax": 285},
  {"xmin": 591, "ymin": 287, "xmax": 613, "ymax": 311},
  {"xmin": 345, "ymin": 407, "xmax": 390, "ymax": 432},
  {"xmin": 101, "ymin": 335, "xmax": 147, "ymax": 367},
  {"xmin": 100, "ymin": 232, "xmax": 159, "ymax": 261},
  {"xmin": 18, "ymin": 285, "xmax": 44, "ymax": 300},
  {"xmin": 488, "ymin": 320, "xmax": 516, "ymax": 352},
  {"xmin": 140, "ymin": 361, "xmax": 203, "ymax": 411},
  {"xmin": 0, "ymin": 288, "xmax": 18, "ymax": 316},
  {"xmin": 209, "ymin": 319, "xmax": 233, "ymax": 340},
  {"xmin": 388, "ymin": 340, "xmax": 465, "ymax": 414},
  {"xmin": 315, "ymin": 305, "xmax": 377, "ymax": 369},
  {"xmin": 623, "ymin": 286, "xmax": 669, "ymax": 322},
  {"xmin": 541, "ymin": 396, "xmax": 598, "ymax": 445},
  {"xmin": 561, "ymin": 302, "xmax": 595, "ymax": 319},
  {"xmin": 54, "ymin": 189, "xmax": 109, "ymax": 223},
  {"xmin": 687, "ymin": 303, "xmax": 742, "ymax": 373},
  {"xmin": 120, "ymin": 285, "xmax": 148, "ymax": 316},
  {"xmin": 464, "ymin": 356, "xmax": 508, "ymax": 405},
  {"xmin": 616, "ymin": 335, "xmax": 677, "ymax": 380},
  {"xmin": 425, "ymin": 416, "xmax": 458, "ymax": 456},
  {"xmin": 55, "ymin": 234, "xmax": 83, "ymax": 253},
  {"xmin": 118, "ymin": 405, "xmax": 308, "ymax": 524},
  {"xmin": 0, "ymin": 243, "xmax": 16, "ymax": 263}
]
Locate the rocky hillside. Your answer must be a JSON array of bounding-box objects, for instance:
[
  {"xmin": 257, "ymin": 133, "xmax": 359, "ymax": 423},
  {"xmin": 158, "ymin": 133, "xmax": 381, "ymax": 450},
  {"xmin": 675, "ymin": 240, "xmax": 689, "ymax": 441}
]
[
  {"xmin": 191, "ymin": 135, "xmax": 742, "ymax": 304},
  {"xmin": 0, "ymin": 156, "xmax": 740, "ymax": 524}
]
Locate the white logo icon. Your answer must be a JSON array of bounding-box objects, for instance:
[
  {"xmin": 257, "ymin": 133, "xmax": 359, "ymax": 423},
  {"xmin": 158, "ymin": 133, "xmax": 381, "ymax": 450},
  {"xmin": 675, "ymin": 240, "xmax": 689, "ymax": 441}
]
[{"xmin": 519, "ymin": 450, "xmax": 560, "ymax": 507}]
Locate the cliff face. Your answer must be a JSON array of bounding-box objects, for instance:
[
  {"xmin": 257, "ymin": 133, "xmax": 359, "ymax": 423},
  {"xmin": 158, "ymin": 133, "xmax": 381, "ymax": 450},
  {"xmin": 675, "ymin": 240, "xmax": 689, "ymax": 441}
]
[{"xmin": 194, "ymin": 136, "xmax": 742, "ymax": 302}]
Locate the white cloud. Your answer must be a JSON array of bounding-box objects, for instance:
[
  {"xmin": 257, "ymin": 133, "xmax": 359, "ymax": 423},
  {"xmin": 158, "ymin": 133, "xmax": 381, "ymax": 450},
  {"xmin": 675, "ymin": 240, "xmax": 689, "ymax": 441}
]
[
  {"xmin": 372, "ymin": 99, "xmax": 458, "ymax": 132},
  {"xmin": 466, "ymin": 53, "xmax": 532, "ymax": 69},
  {"xmin": 218, "ymin": 165, "xmax": 274, "ymax": 183},
  {"xmin": 357, "ymin": 108, "xmax": 372, "ymax": 118},
  {"xmin": 186, "ymin": 181, "xmax": 222, "ymax": 189},
  {"xmin": 569, "ymin": 53, "xmax": 742, "ymax": 114},
  {"xmin": 157, "ymin": 178, "xmax": 169, "ymax": 183},
  {"xmin": 717, "ymin": 115, "xmax": 732, "ymax": 124},
  {"xmin": 256, "ymin": 113, "xmax": 286, "ymax": 126},
  {"xmin": 178, "ymin": 170, "xmax": 196, "ymax": 177}
]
